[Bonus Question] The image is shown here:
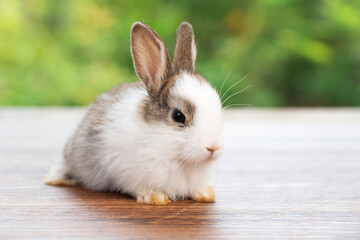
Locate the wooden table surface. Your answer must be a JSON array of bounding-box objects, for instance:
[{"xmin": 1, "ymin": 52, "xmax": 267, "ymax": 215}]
[{"xmin": 1, "ymin": 108, "xmax": 359, "ymax": 239}]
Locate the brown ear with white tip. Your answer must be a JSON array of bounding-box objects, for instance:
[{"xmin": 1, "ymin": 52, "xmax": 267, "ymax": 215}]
[
  {"xmin": 131, "ymin": 22, "xmax": 173, "ymax": 97},
  {"xmin": 173, "ymin": 22, "xmax": 197, "ymax": 73}
]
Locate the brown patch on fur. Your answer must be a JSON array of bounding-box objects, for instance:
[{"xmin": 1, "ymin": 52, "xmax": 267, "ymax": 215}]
[
  {"xmin": 174, "ymin": 22, "xmax": 196, "ymax": 73},
  {"xmin": 191, "ymin": 186, "xmax": 215, "ymax": 203},
  {"xmin": 158, "ymin": 73, "xmax": 180, "ymax": 101},
  {"xmin": 140, "ymin": 74, "xmax": 196, "ymax": 128},
  {"xmin": 141, "ymin": 97, "xmax": 171, "ymax": 124},
  {"xmin": 140, "ymin": 95, "xmax": 195, "ymax": 128},
  {"xmin": 168, "ymin": 95, "xmax": 195, "ymax": 126}
]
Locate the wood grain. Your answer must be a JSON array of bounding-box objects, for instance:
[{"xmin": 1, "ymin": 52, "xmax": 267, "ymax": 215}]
[{"xmin": 1, "ymin": 108, "xmax": 359, "ymax": 239}]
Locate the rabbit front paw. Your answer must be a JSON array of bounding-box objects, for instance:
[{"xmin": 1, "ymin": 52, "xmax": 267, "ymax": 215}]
[
  {"xmin": 137, "ymin": 192, "xmax": 172, "ymax": 205},
  {"xmin": 191, "ymin": 186, "xmax": 215, "ymax": 202}
]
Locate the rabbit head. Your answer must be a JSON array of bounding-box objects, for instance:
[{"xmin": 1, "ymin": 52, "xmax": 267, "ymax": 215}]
[{"xmin": 131, "ymin": 22, "xmax": 224, "ymax": 163}]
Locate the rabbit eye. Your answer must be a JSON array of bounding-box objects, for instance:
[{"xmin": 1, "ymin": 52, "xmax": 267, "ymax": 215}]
[{"xmin": 172, "ymin": 109, "xmax": 186, "ymax": 124}]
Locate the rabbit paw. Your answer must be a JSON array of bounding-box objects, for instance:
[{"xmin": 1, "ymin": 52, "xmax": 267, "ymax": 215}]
[
  {"xmin": 44, "ymin": 164, "xmax": 77, "ymax": 186},
  {"xmin": 44, "ymin": 177, "xmax": 77, "ymax": 186},
  {"xmin": 137, "ymin": 192, "xmax": 172, "ymax": 205},
  {"xmin": 191, "ymin": 186, "xmax": 215, "ymax": 202}
]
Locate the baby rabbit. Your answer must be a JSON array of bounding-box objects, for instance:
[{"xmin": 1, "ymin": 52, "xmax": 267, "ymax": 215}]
[{"xmin": 45, "ymin": 22, "xmax": 224, "ymax": 205}]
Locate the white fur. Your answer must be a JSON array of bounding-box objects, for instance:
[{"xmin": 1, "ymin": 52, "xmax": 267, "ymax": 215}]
[
  {"xmin": 86, "ymin": 75, "xmax": 223, "ymax": 201},
  {"xmin": 171, "ymin": 72, "xmax": 224, "ymax": 153},
  {"xmin": 48, "ymin": 73, "xmax": 224, "ymax": 203},
  {"xmin": 46, "ymin": 22, "xmax": 224, "ymax": 203}
]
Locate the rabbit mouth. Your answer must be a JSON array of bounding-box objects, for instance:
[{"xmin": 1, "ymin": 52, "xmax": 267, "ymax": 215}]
[
  {"xmin": 203, "ymin": 152, "xmax": 219, "ymax": 162},
  {"xmin": 205, "ymin": 147, "xmax": 223, "ymax": 162},
  {"xmin": 207, "ymin": 152, "xmax": 216, "ymax": 161}
]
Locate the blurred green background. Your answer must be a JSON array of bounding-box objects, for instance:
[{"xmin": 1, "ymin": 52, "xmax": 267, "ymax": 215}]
[{"xmin": 1, "ymin": 0, "xmax": 359, "ymax": 107}]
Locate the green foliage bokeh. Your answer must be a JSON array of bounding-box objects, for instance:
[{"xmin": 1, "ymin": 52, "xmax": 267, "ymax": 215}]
[{"xmin": 0, "ymin": 0, "xmax": 359, "ymax": 106}]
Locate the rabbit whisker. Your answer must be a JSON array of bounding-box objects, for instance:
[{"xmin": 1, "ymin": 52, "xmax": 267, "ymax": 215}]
[
  {"xmin": 219, "ymin": 54, "xmax": 239, "ymax": 96},
  {"xmin": 222, "ymin": 103, "xmax": 251, "ymax": 110},
  {"xmin": 222, "ymin": 85, "xmax": 253, "ymax": 106},
  {"xmin": 220, "ymin": 72, "xmax": 251, "ymax": 102}
]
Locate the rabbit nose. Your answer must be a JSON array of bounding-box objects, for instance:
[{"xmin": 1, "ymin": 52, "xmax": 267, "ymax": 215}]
[{"xmin": 206, "ymin": 146, "xmax": 220, "ymax": 153}]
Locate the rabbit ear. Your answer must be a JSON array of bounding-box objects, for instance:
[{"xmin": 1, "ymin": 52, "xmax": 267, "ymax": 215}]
[
  {"xmin": 174, "ymin": 22, "xmax": 197, "ymax": 73},
  {"xmin": 131, "ymin": 22, "xmax": 173, "ymax": 97}
]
